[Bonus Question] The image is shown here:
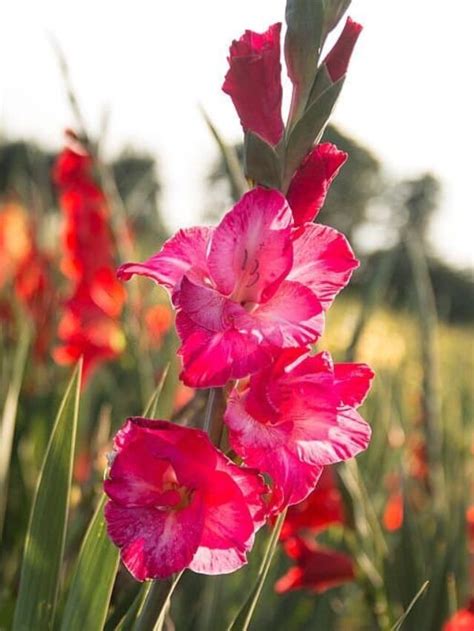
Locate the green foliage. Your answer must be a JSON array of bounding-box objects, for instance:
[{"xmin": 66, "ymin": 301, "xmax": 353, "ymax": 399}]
[
  {"xmin": 60, "ymin": 496, "xmax": 119, "ymax": 631},
  {"xmin": 12, "ymin": 362, "xmax": 81, "ymax": 631}
]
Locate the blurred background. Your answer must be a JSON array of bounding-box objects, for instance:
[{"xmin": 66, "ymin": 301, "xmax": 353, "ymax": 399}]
[{"xmin": 0, "ymin": 1, "xmax": 473, "ymax": 629}]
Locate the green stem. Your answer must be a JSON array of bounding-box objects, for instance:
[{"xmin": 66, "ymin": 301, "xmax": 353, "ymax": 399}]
[{"xmin": 133, "ymin": 572, "xmax": 183, "ymax": 631}]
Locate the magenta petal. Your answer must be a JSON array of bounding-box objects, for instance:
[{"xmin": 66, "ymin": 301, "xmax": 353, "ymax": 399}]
[
  {"xmin": 251, "ymin": 280, "xmax": 324, "ymax": 346},
  {"xmin": 178, "ymin": 276, "xmax": 230, "ymax": 331},
  {"xmin": 288, "ymin": 223, "xmax": 359, "ymax": 309},
  {"xmin": 104, "ymin": 496, "xmax": 205, "ymax": 581},
  {"xmin": 222, "ymin": 23, "xmax": 284, "ymax": 146},
  {"xmin": 287, "ymin": 143, "xmax": 347, "ymax": 225},
  {"xmin": 334, "ymin": 363, "xmax": 375, "ymax": 406},
  {"xmin": 207, "ymin": 188, "xmax": 293, "ymax": 304},
  {"xmin": 189, "ymin": 546, "xmax": 248, "ymax": 575},
  {"xmin": 176, "ymin": 312, "xmax": 272, "ymax": 387},
  {"xmin": 117, "ymin": 226, "xmax": 212, "ymax": 295}
]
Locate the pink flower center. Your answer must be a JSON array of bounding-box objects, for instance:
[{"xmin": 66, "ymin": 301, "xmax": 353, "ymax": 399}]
[
  {"xmin": 231, "ymin": 248, "xmax": 261, "ymax": 305},
  {"xmin": 154, "ymin": 462, "xmax": 194, "ymax": 512}
]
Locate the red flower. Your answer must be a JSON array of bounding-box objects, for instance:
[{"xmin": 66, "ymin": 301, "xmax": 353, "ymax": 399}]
[
  {"xmin": 53, "ymin": 133, "xmax": 125, "ymax": 384},
  {"xmin": 223, "ymin": 24, "xmax": 284, "ymax": 146},
  {"xmin": 280, "ymin": 467, "xmax": 345, "ymax": 540},
  {"xmin": 225, "ymin": 349, "xmax": 373, "ymax": 507},
  {"xmin": 275, "ymin": 536, "xmax": 354, "ymax": 593},
  {"xmin": 324, "ymin": 17, "xmax": 363, "ymax": 83},
  {"xmin": 14, "ymin": 247, "xmax": 56, "ymax": 359},
  {"xmin": 0, "ymin": 202, "xmax": 32, "ymax": 288},
  {"xmin": 287, "ymin": 143, "xmax": 348, "ymax": 225},
  {"xmin": 119, "ymin": 188, "xmax": 358, "ymax": 387},
  {"xmin": 104, "ymin": 417, "xmax": 268, "ymax": 580},
  {"xmin": 383, "ymin": 490, "xmax": 404, "ymax": 532},
  {"xmin": 443, "ymin": 599, "xmax": 474, "ymax": 631}
]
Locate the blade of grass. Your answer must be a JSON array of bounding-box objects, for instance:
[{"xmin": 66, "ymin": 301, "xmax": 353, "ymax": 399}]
[
  {"xmin": 59, "ymin": 496, "xmax": 119, "ymax": 631},
  {"xmin": 389, "ymin": 581, "xmax": 429, "ymax": 631},
  {"xmin": 228, "ymin": 509, "xmax": 287, "ymax": 631},
  {"xmin": 200, "ymin": 106, "xmax": 247, "ymax": 202},
  {"xmin": 12, "ymin": 360, "xmax": 82, "ymax": 631},
  {"xmin": 132, "ymin": 572, "xmax": 183, "ymax": 631},
  {"xmin": 0, "ymin": 326, "xmax": 30, "ymax": 541}
]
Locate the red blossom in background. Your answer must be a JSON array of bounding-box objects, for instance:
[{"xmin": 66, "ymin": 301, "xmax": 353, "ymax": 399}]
[
  {"xmin": 280, "ymin": 466, "xmax": 345, "ymax": 540},
  {"xmin": 53, "ymin": 132, "xmax": 125, "ymax": 383},
  {"xmin": 118, "ymin": 187, "xmax": 358, "ymax": 388},
  {"xmin": 323, "ymin": 17, "xmax": 363, "ymax": 82},
  {"xmin": 222, "ymin": 23, "xmax": 284, "ymax": 146},
  {"xmin": 275, "ymin": 536, "xmax": 354, "ymax": 594},
  {"xmin": 14, "ymin": 247, "xmax": 56, "ymax": 358},
  {"xmin": 443, "ymin": 599, "xmax": 474, "ymax": 631},
  {"xmin": 287, "ymin": 143, "xmax": 348, "ymax": 225},
  {"xmin": 0, "ymin": 201, "xmax": 56, "ymax": 358},
  {"xmin": 104, "ymin": 417, "xmax": 268, "ymax": 580},
  {"xmin": 225, "ymin": 349, "xmax": 373, "ymax": 507}
]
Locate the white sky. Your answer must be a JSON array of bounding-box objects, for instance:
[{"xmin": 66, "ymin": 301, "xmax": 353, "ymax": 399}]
[{"xmin": 1, "ymin": 0, "xmax": 473, "ymax": 269}]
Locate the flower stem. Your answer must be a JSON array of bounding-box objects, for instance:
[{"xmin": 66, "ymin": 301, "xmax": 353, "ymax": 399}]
[
  {"xmin": 203, "ymin": 389, "xmax": 217, "ymax": 434},
  {"xmin": 133, "ymin": 572, "xmax": 183, "ymax": 631}
]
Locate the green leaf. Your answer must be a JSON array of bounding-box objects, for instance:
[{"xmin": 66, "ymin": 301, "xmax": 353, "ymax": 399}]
[
  {"xmin": 59, "ymin": 496, "xmax": 119, "ymax": 631},
  {"xmin": 12, "ymin": 361, "xmax": 82, "ymax": 631},
  {"xmin": 228, "ymin": 510, "xmax": 287, "ymax": 631},
  {"xmin": 200, "ymin": 106, "xmax": 247, "ymax": 202},
  {"xmin": 283, "ymin": 77, "xmax": 344, "ymax": 191},
  {"xmin": 390, "ymin": 581, "xmax": 430, "ymax": 631},
  {"xmin": 132, "ymin": 573, "xmax": 183, "ymax": 631},
  {"xmin": 0, "ymin": 325, "xmax": 30, "ymax": 541},
  {"xmin": 322, "ymin": 0, "xmax": 351, "ymax": 34},
  {"xmin": 244, "ymin": 132, "xmax": 282, "ymax": 190},
  {"xmin": 285, "ymin": 0, "xmax": 325, "ymax": 124}
]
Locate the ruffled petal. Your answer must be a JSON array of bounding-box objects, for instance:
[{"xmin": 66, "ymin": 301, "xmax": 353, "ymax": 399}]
[
  {"xmin": 334, "ymin": 363, "xmax": 375, "ymax": 407},
  {"xmin": 176, "ymin": 311, "xmax": 272, "ymax": 387},
  {"xmin": 104, "ymin": 495, "xmax": 205, "ymax": 581},
  {"xmin": 207, "ymin": 188, "xmax": 293, "ymax": 304},
  {"xmin": 288, "ymin": 223, "xmax": 358, "ymax": 309},
  {"xmin": 117, "ymin": 227, "xmax": 212, "ymax": 295},
  {"xmin": 249, "ymin": 280, "xmax": 324, "ymax": 346}
]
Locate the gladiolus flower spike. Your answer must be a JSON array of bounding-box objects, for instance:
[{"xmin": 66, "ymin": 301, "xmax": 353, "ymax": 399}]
[{"xmin": 118, "ymin": 187, "xmax": 358, "ymax": 388}]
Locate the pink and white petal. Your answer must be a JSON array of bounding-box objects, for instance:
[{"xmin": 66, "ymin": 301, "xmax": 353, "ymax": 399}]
[
  {"xmin": 295, "ymin": 405, "xmax": 371, "ymax": 466},
  {"xmin": 250, "ymin": 280, "xmax": 324, "ymax": 347},
  {"xmin": 187, "ymin": 471, "xmax": 255, "ymax": 575},
  {"xmin": 334, "ymin": 363, "xmax": 375, "ymax": 407},
  {"xmin": 117, "ymin": 226, "xmax": 212, "ymax": 294},
  {"xmin": 111, "ymin": 417, "xmax": 219, "ymax": 489},
  {"xmin": 215, "ymin": 453, "xmax": 270, "ymax": 529},
  {"xmin": 189, "ymin": 545, "xmax": 248, "ymax": 575},
  {"xmin": 225, "ymin": 389, "xmax": 289, "ymax": 455},
  {"xmin": 177, "ymin": 315, "xmax": 272, "ymax": 387},
  {"xmin": 105, "ymin": 450, "xmax": 178, "ymax": 508},
  {"xmin": 207, "ymin": 188, "xmax": 293, "ymax": 304},
  {"xmin": 288, "ymin": 223, "xmax": 359, "ymax": 309},
  {"xmin": 246, "ymin": 446, "xmax": 323, "ymax": 508},
  {"xmin": 178, "ymin": 276, "xmax": 229, "ymax": 331},
  {"xmin": 104, "ymin": 496, "xmax": 205, "ymax": 580}
]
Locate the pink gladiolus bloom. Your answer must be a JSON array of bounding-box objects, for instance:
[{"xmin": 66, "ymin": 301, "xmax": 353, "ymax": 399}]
[
  {"xmin": 222, "ymin": 23, "xmax": 284, "ymax": 146},
  {"xmin": 225, "ymin": 348, "xmax": 373, "ymax": 507},
  {"xmin": 104, "ymin": 417, "xmax": 268, "ymax": 580},
  {"xmin": 287, "ymin": 143, "xmax": 348, "ymax": 225},
  {"xmin": 118, "ymin": 188, "xmax": 358, "ymax": 387},
  {"xmin": 324, "ymin": 17, "xmax": 363, "ymax": 82},
  {"xmin": 275, "ymin": 536, "xmax": 354, "ymax": 593}
]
